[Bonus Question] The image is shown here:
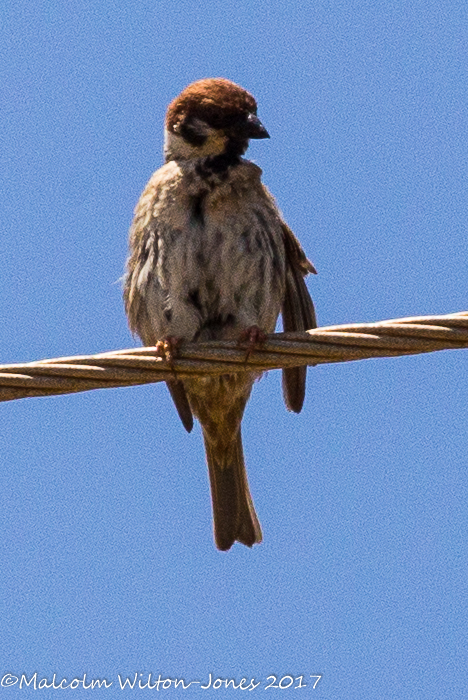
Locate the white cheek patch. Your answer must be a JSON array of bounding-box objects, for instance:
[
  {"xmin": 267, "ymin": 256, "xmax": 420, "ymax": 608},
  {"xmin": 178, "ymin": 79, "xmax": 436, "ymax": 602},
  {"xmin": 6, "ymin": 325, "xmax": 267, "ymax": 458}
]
[{"xmin": 164, "ymin": 127, "xmax": 228, "ymax": 160}]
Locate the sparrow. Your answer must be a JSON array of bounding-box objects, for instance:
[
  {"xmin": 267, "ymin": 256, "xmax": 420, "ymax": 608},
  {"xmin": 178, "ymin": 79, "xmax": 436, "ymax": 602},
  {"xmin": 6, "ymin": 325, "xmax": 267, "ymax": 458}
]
[{"xmin": 124, "ymin": 78, "xmax": 317, "ymax": 551}]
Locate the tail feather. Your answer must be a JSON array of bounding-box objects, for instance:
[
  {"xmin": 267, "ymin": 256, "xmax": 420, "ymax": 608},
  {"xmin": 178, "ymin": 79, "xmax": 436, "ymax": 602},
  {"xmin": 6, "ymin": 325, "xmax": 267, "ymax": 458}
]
[{"xmin": 203, "ymin": 431, "xmax": 262, "ymax": 551}]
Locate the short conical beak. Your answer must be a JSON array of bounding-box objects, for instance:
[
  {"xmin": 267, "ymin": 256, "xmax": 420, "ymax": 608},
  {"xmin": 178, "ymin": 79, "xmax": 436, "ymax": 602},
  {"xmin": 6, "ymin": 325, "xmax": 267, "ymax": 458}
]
[{"xmin": 245, "ymin": 113, "xmax": 270, "ymax": 139}]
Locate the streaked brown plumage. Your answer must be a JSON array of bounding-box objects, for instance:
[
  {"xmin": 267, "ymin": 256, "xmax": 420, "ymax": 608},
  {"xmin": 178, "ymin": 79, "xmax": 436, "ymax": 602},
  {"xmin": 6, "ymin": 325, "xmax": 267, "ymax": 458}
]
[{"xmin": 124, "ymin": 78, "xmax": 317, "ymax": 550}]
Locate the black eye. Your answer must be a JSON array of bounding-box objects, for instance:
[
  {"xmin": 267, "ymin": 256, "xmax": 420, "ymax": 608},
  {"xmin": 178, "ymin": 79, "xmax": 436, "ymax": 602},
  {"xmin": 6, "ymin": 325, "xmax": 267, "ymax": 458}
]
[{"xmin": 234, "ymin": 113, "xmax": 270, "ymax": 140}]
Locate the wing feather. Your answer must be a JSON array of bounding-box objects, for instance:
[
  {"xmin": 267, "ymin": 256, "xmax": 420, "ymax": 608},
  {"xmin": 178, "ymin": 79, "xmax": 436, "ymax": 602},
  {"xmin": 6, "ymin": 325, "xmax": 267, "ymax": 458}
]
[
  {"xmin": 281, "ymin": 223, "xmax": 317, "ymax": 413},
  {"xmin": 124, "ymin": 193, "xmax": 194, "ymax": 433}
]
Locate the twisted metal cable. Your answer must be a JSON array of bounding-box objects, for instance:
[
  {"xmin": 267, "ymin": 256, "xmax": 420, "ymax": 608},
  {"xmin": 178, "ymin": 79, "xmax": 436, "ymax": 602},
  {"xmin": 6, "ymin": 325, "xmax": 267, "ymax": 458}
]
[{"xmin": 1, "ymin": 311, "xmax": 467, "ymax": 404}]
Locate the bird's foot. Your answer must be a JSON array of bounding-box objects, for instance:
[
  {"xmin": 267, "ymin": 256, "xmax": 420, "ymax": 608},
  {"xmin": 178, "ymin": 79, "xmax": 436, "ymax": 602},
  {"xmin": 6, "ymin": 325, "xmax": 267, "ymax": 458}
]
[
  {"xmin": 155, "ymin": 336, "xmax": 181, "ymax": 364},
  {"xmin": 238, "ymin": 325, "xmax": 267, "ymax": 362}
]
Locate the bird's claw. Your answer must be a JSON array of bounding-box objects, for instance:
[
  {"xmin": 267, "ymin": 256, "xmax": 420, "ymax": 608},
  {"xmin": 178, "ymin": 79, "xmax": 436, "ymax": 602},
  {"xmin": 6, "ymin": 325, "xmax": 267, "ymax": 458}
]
[
  {"xmin": 155, "ymin": 336, "xmax": 181, "ymax": 364},
  {"xmin": 238, "ymin": 325, "xmax": 267, "ymax": 362}
]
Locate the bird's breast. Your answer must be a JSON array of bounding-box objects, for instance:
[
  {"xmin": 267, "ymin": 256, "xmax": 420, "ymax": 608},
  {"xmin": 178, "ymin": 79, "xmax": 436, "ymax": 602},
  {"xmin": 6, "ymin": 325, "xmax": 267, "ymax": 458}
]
[{"xmin": 154, "ymin": 163, "xmax": 286, "ymax": 339}]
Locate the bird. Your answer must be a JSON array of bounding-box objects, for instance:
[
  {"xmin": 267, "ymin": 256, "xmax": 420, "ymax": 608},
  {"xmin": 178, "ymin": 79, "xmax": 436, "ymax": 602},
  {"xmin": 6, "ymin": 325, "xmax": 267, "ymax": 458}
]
[{"xmin": 124, "ymin": 78, "xmax": 317, "ymax": 551}]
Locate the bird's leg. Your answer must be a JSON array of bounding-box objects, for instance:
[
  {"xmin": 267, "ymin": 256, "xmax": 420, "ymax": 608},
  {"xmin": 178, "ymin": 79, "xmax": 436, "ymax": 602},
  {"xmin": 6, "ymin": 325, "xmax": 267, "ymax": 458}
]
[
  {"xmin": 238, "ymin": 325, "xmax": 267, "ymax": 362},
  {"xmin": 155, "ymin": 336, "xmax": 182, "ymax": 379}
]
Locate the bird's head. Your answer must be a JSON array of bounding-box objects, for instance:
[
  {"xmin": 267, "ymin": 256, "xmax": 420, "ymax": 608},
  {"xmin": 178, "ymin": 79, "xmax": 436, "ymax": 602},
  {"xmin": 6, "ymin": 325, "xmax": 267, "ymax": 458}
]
[{"xmin": 164, "ymin": 78, "xmax": 269, "ymax": 168}]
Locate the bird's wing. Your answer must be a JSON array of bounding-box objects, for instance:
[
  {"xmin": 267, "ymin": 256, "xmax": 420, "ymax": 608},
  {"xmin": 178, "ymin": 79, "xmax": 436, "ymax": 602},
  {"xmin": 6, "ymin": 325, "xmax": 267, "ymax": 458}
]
[
  {"xmin": 123, "ymin": 218, "xmax": 157, "ymax": 337},
  {"xmin": 280, "ymin": 222, "xmax": 317, "ymax": 413},
  {"xmin": 124, "ymin": 183, "xmax": 194, "ymax": 434}
]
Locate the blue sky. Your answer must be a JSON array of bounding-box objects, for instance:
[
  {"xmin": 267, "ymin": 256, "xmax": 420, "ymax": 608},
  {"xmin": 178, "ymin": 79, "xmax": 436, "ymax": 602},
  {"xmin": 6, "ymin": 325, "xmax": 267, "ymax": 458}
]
[{"xmin": 1, "ymin": 1, "xmax": 467, "ymax": 698}]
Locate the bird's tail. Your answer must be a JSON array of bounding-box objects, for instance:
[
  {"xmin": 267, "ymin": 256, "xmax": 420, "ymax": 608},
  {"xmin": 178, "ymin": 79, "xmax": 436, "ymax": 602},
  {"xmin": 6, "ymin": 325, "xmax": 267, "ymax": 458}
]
[{"xmin": 203, "ymin": 429, "xmax": 262, "ymax": 551}]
